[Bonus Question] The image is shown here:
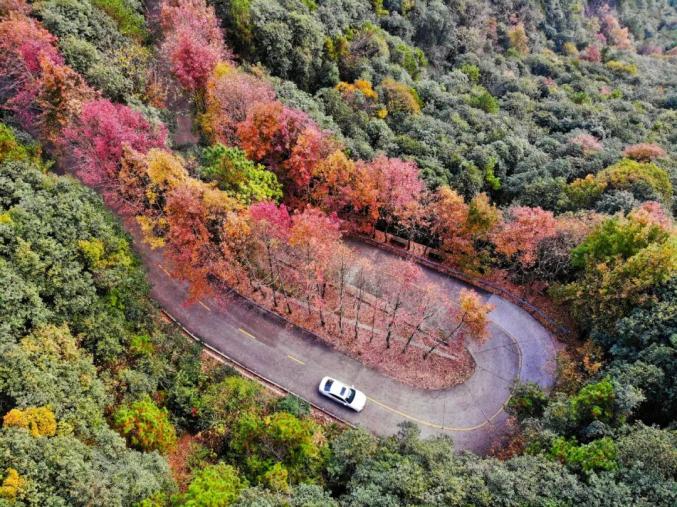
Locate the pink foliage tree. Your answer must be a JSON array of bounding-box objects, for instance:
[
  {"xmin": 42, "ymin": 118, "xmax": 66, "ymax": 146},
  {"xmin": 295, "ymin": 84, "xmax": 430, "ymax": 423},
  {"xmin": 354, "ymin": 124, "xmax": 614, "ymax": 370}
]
[
  {"xmin": 580, "ymin": 45, "xmax": 601, "ymax": 62},
  {"xmin": 367, "ymin": 156, "xmax": 424, "ymax": 235},
  {"xmin": 63, "ymin": 99, "xmax": 167, "ymax": 186},
  {"xmin": 378, "ymin": 258, "xmax": 423, "ymax": 349},
  {"xmin": 600, "ymin": 8, "xmax": 633, "ymax": 50},
  {"xmin": 203, "ymin": 69, "xmax": 275, "ymax": 144},
  {"xmin": 0, "ymin": 0, "xmax": 31, "ymax": 16},
  {"xmin": 491, "ymin": 206, "xmax": 558, "ymax": 267},
  {"xmin": 0, "ymin": 13, "xmax": 63, "ymax": 123},
  {"xmin": 159, "ymin": 0, "xmax": 230, "ymax": 91},
  {"xmin": 628, "ymin": 201, "xmax": 673, "ymax": 230},
  {"xmin": 570, "ymin": 133, "xmax": 603, "ymax": 155}
]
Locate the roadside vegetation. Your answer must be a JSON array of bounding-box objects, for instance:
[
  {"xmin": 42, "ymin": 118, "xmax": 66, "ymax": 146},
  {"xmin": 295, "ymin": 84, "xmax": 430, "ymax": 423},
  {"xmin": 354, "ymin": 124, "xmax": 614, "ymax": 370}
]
[{"xmin": 0, "ymin": 0, "xmax": 675, "ymax": 505}]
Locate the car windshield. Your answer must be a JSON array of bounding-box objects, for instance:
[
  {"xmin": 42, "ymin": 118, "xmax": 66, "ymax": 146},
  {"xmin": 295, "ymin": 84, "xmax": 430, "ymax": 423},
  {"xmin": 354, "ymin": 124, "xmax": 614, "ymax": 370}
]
[
  {"xmin": 324, "ymin": 379, "xmax": 334, "ymax": 391},
  {"xmin": 345, "ymin": 388, "xmax": 356, "ymax": 403}
]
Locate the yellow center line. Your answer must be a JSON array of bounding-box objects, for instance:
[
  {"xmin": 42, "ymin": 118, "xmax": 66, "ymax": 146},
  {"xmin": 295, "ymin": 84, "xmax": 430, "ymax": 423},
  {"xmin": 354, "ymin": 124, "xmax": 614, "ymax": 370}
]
[
  {"xmin": 198, "ymin": 301, "xmax": 211, "ymax": 312},
  {"xmin": 366, "ymin": 395, "xmax": 492, "ymax": 432},
  {"xmin": 158, "ymin": 264, "xmax": 171, "ymax": 277},
  {"xmin": 238, "ymin": 328, "xmax": 257, "ymax": 341},
  {"xmin": 286, "ymin": 354, "xmax": 305, "ymax": 365}
]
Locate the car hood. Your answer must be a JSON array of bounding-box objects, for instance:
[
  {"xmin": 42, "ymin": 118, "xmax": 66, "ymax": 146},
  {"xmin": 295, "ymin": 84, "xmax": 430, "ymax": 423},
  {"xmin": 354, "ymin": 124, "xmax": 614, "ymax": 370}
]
[{"xmin": 352, "ymin": 390, "xmax": 367, "ymax": 411}]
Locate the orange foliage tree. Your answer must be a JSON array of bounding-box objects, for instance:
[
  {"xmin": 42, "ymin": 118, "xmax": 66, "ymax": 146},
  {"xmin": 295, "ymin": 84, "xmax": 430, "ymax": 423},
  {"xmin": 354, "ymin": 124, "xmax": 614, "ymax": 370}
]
[{"xmin": 491, "ymin": 206, "xmax": 558, "ymax": 267}]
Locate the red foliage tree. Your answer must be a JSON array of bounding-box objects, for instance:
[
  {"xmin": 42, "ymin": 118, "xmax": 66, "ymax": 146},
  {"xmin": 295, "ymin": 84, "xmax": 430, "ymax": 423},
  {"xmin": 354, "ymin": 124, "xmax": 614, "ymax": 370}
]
[
  {"xmin": 0, "ymin": 13, "xmax": 61, "ymax": 91},
  {"xmin": 0, "ymin": 13, "xmax": 65, "ymax": 130},
  {"xmin": 284, "ymin": 124, "xmax": 338, "ymax": 194},
  {"xmin": 163, "ymin": 182, "xmax": 215, "ymax": 301},
  {"xmin": 63, "ymin": 99, "xmax": 167, "ymax": 186},
  {"xmin": 249, "ymin": 202, "xmax": 292, "ymax": 309},
  {"xmin": 491, "ymin": 206, "xmax": 558, "ymax": 267},
  {"xmin": 288, "ymin": 207, "xmax": 341, "ymax": 326},
  {"xmin": 30, "ymin": 59, "xmax": 94, "ymax": 144},
  {"xmin": 237, "ymin": 101, "xmax": 310, "ymax": 171}
]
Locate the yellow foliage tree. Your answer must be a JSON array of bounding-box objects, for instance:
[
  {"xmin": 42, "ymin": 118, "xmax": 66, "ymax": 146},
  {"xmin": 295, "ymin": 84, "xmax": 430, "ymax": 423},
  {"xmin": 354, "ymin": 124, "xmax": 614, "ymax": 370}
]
[
  {"xmin": 3, "ymin": 406, "xmax": 57, "ymax": 437},
  {"xmin": 508, "ymin": 23, "xmax": 529, "ymax": 55},
  {"xmin": 145, "ymin": 149, "xmax": 188, "ymax": 205},
  {"xmin": 0, "ymin": 468, "xmax": 26, "ymax": 500},
  {"xmin": 379, "ymin": 78, "xmax": 421, "ymax": 115}
]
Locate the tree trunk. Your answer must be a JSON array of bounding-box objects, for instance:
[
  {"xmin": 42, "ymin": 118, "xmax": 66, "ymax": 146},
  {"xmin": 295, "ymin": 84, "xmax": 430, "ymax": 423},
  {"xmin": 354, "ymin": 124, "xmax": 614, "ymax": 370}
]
[
  {"xmin": 353, "ymin": 290, "xmax": 363, "ymax": 342},
  {"xmin": 337, "ymin": 277, "xmax": 345, "ymax": 332},
  {"xmin": 402, "ymin": 322, "xmax": 423, "ymax": 353},
  {"xmin": 369, "ymin": 304, "xmax": 377, "ymax": 343},
  {"xmin": 265, "ymin": 243, "xmax": 278, "ymax": 308},
  {"xmin": 424, "ymin": 314, "xmax": 466, "ymax": 360}
]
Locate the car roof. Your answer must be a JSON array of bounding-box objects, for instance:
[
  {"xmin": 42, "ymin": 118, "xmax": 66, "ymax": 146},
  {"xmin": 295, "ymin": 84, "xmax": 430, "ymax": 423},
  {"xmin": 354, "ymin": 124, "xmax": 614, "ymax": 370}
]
[{"xmin": 326, "ymin": 378, "xmax": 349, "ymax": 396}]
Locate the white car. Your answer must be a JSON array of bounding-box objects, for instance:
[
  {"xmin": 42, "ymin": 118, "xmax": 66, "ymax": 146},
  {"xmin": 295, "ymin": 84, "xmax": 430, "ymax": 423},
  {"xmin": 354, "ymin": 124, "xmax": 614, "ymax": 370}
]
[{"xmin": 318, "ymin": 376, "xmax": 367, "ymax": 412}]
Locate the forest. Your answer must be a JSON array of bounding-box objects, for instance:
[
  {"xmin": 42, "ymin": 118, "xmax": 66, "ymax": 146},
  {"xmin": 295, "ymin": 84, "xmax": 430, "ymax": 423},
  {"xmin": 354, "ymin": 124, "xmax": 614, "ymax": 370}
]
[{"xmin": 0, "ymin": 0, "xmax": 675, "ymax": 505}]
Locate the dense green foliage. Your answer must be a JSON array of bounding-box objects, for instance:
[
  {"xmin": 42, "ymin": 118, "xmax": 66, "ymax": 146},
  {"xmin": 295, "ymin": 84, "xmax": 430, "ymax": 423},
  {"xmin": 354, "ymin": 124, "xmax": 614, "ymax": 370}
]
[
  {"xmin": 35, "ymin": 0, "xmax": 151, "ymax": 101},
  {"xmin": 0, "ymin": 130, "xmax": 173, "ymax": 504},
  {"xmin": 200, "ymin": 144, "xmax": 283, "ymax": 204}
]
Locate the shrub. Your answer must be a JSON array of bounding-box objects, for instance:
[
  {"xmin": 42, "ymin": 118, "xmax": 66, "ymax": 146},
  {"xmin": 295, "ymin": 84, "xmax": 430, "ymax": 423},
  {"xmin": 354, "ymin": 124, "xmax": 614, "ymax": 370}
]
[
  {"xmin": 606, "ymin": 60, "xmax": 637, "ymax": 76},
  {"xmin": 0, "ymin": 468, "xmax": 26, "ymax": 501},
  {"xmin": 175, "ymin": 463, "xmax": 247, "ymax": 506},
  {"xmin": 112, "ymin": 397, "xmax": 177, "ymax": 453},
  {"xmin": 468, "ymin": 87, "xmax": 499, "ymax": 113},
  {"xmin": 549, "ymin": 437, "xmax": 618, "ymax": 473},
  {"xmin": 596, "ymin": 159, "xmax": 672, "ymax": 203},
  {"xmin": 91, "ymin": 0, "xmax": 147, "ymax": 41},
  {"xmin": 274, "ymin": 395, "xmax": 311, "ymax": 418},
  {"xmin": 622, "ymin": 143, "xmax": 666, "ymax": 162},
  {"xmin": 508, "ymin": 383, "xmax": 549, "ymax": 420},
  {"xmin": 379, "ymin": 78, "xmax": 421, "ymax": 115}
]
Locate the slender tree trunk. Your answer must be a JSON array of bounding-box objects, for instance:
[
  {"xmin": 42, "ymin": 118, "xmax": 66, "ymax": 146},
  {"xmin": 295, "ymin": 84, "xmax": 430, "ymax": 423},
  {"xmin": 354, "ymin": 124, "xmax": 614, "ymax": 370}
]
[
  {"xmin": 385, "ymin": 295, "xmax": 401, "ymax": 349},
  {"xmin": 403, "ymin": 322, "xmax": 423, "ymax": 353},
  {"xmin": 273, "ymin": 259, "xmax": 292, "ymax": 314},
  {"xmin": 424, "ymin": 314, "xmax": 466, "ymax": 359},
  {"xmin": 369, "ymin": 304, "xmax": 377, "ymax": 343},
  {"xmin": 353, "ymin": 288, "xmax": 363, "ymax": 342},
  {"xmin": 337, "ymin": 276, "xmax": 345, "ymax": 332},
  {"xmin": 265, "ymin": 243, "xmax": 278, "ymax": 308}
]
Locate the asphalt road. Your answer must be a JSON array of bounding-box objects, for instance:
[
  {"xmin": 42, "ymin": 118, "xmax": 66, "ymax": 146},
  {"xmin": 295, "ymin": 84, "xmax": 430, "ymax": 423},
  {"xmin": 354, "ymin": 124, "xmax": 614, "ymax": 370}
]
[{"xmin": 132, "ymin": 231, "xmax": 556, "ymax": 454}]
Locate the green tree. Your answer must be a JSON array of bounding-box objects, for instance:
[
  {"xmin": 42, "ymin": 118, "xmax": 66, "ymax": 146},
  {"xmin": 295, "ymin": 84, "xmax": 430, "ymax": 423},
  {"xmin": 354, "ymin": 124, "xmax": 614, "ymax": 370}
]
[
  {"xmin": 228, "ymin": 411, "xmax": 326, "ymax": 484},
  {"xmin": 176, "ymin": 463, "xmax": 247, "ymax": 506},
  {"xmin": 113, "ymin": 397, "xmax": 177, "ymax": 453},
  {"xmin": 200, "ymin": 144, "xmax": 283, "ymax": 204},
  {"xmin": 507, "ymin": 383, "xmax": 549, "ymax": 420},
  {"xmin": 548, "ymin": 437, "xmax": 618, "ymax": 474},
  {"xmin": 557, "ymin": 216, "xmax": 676, "ymax": 329}
]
